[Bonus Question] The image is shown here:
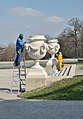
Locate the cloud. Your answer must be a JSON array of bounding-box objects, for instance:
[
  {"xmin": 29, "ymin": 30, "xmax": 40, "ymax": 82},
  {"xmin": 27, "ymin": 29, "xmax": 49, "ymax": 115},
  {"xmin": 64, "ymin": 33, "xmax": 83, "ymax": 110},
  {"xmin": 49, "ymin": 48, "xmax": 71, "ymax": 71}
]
[
  {"xmin": 7, "ymin": 7, "xmax": 64, "ymax": 24},
  {"xmin": 46, "ymin": 16, "xmax": 64, "ymax": 24},
  {"xmin": 8, "ymin": 7, "xmax": 44, "ymax": 17}
]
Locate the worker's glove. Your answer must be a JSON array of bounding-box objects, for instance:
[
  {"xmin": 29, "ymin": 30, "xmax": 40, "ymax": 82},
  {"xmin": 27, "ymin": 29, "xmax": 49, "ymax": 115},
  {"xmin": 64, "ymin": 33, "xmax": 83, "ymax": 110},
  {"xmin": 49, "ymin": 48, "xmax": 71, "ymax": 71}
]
[{"xmin": 24, "ymin": 41, "xmax": 27, "ymax": 44}]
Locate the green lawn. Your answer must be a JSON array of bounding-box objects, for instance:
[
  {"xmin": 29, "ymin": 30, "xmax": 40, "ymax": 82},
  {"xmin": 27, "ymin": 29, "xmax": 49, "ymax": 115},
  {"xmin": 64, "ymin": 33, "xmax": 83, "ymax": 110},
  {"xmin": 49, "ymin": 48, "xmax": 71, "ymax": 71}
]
[{"xmin": 18, "ymin": 76, "xmax": 83, "ymax": 100}]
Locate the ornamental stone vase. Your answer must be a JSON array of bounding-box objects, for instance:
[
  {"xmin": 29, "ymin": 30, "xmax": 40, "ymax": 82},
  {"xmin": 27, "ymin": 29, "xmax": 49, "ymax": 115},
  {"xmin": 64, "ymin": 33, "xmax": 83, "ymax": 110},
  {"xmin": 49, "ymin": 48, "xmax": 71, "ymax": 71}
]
[
  {"xmin": 46, "ymin": 39, "xmax": 60, "ymax": 75},
  {"xmin": 25, "ymin": 35, "xmax": 48, "ymax": 68},
  {"xmin": 25, "ymin": 35, "xmax": 49, "ymax": 91},
  {"xmin": 47, "ymin": 39, "xmax": 60, "ymax": 59}
]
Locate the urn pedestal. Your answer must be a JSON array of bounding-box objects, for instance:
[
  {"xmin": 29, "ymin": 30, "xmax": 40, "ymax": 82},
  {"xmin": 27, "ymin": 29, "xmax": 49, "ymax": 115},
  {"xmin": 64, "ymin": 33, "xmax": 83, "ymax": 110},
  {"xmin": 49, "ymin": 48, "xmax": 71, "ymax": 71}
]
[
  {"xmin": 26, "ymin": 66, "xmax": 47, "ymax": 91},
  {"xmin": 25, "ymin": 35, "xmax": 48, "ymax": 91}
]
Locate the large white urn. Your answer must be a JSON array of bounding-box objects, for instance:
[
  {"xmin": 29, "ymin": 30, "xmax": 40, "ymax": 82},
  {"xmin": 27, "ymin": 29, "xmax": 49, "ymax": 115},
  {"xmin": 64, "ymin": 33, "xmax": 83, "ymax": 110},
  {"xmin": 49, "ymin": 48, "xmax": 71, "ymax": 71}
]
[
  {"xmin": 26, "ymin": 35, "xmax": 48, "ymax": 68},
  {"xmin": 25, "ymin": 35, "xmax": 48, "ymax": 91},
  {"xmin": 47, "ymin": 39, "xmax": 60, "ymax": 59},
  {"xmin": 46, "ymin": 39, "xmax": 60, "ymax": 75}
]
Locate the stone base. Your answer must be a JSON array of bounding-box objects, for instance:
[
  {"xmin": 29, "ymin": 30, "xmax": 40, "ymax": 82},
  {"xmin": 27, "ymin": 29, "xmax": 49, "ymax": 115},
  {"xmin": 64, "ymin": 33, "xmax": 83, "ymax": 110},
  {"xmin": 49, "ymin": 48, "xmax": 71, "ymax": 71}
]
[{"xmin": 26, "ymin": 67, "xmax": 47, "ymax": 91}]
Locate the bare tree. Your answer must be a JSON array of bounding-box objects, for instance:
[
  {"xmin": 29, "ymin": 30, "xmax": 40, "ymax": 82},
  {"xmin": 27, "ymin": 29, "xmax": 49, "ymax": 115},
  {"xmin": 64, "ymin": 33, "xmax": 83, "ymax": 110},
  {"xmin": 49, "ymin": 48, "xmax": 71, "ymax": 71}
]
[
  {"xmin": 68, "ymin": 18, "xmax": 81, "ymax": 57},
  {"xmin": 80, "ymin": 20, "xmax": 83, "ymax": 57},
  {"xmin": 3, "ymin": 43, "xmax": 15, "ymax": 61}
]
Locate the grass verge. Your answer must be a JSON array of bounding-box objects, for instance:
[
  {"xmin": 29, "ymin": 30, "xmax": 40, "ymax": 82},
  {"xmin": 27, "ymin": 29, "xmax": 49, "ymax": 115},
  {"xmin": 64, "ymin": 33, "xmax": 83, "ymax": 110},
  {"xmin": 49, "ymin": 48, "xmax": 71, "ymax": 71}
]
[{"xmin": 18, "ymin": 76, "xmax": 83, "ymax": 100}]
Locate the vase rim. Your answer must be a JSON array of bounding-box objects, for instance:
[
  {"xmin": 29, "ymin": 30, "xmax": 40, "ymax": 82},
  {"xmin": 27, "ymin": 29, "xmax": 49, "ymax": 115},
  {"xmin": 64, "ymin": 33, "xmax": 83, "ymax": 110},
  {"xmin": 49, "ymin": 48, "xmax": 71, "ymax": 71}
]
[
  {"xmin": 28, "ymin": 35, "xmax": 46, "ymax": 40},
  {"xmin": 47, "ymin": 39, "xmax": 58, "ymax": 43}
]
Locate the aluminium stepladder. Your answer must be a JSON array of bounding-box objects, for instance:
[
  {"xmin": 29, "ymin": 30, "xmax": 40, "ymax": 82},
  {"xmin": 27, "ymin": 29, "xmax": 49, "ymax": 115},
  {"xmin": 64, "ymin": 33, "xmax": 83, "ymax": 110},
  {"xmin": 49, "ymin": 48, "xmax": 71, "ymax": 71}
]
[{"xmin": 11, "ymin": 48, "xmax": 26, "ymax": 93}]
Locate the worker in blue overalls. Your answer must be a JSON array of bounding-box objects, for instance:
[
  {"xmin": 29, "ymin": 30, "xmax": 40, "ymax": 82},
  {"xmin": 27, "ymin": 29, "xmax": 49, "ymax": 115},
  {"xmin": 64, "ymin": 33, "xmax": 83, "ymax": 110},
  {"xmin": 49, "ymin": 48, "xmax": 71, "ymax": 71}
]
[{"xmin": 14, "ymin": 34, "xmax": 25, "ymax": 66}]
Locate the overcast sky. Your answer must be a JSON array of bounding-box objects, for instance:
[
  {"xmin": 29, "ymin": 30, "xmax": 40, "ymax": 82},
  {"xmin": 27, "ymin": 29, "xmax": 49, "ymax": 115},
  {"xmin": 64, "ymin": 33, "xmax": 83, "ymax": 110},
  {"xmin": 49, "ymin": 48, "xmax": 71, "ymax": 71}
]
[{"xmin": 0, "ymin": 0, "xmax": 83, "ymax": 45}]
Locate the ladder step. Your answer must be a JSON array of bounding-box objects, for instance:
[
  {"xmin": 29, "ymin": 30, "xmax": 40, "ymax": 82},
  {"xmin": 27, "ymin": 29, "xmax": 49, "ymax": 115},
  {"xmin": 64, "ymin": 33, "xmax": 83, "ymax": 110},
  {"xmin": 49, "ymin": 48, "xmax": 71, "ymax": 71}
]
[
  {"xmin": 20, "ymin": 69, "xmax": 26, "ymax": 71},
  {"xmin": 20, "ymin": 82, "xmax": 25, "ymax": 85},
  {"xmin": 11, "ymin": 67, "xmax": 26, "ymax": 93},
  {"xmin": 20, "ymin": 78, "xmax": 25, "ymax": 80}
]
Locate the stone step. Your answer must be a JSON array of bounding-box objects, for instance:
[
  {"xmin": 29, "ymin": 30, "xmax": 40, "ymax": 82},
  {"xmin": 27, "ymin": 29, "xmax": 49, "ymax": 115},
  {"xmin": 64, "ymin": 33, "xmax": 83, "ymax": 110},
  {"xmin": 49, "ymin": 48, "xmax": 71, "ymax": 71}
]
[{"xmin": 54, "ymin": 65, "xmax": 76, "ymax": 77}]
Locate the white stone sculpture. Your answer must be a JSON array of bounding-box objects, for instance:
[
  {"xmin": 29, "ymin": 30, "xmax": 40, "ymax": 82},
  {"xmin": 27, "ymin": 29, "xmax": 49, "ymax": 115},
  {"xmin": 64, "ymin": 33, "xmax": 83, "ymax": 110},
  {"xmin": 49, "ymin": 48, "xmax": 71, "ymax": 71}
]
[
  {"xmin": 25, "ymin": 35, "xmax": 49, "ymax": 91},
  {"xmin": 47, "ymin": 39, "xmax": 60, "ymax": 59},
  {"xmin": 46, "ymin": 39, "xmax": 60, "ymax": 75},
  {"xmin": 25, "ymin": 35, "xmax": 48, "ymax": 68}
]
